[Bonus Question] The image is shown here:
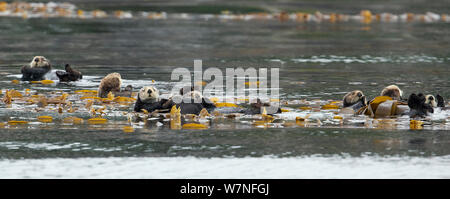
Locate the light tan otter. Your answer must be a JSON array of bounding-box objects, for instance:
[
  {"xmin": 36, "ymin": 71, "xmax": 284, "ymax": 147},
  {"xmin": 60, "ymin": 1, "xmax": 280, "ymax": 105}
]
[
  {"xmin": 29, "ymin": 56, "xmax": 50, "ymax": 68},
  {"xmin": 424, "ymin": 94, "xmax": 437, "ymax": 107},
  {"xmin": 343, "ymin": 90, "xmax": 366, "ymax": 109},
  {"xmin": 98, "ymin": 73, "xmax": 123, "ymax": 98},
  {"xmin": 380, "ymin": 85, "xmax": 403, "ymax": 100}
]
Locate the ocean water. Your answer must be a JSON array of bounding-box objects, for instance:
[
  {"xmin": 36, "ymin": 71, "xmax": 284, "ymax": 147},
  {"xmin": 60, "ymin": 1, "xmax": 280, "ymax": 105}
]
[{"xmin": 0, "ymin": 1, "xmax": 449, "ymax": 178}]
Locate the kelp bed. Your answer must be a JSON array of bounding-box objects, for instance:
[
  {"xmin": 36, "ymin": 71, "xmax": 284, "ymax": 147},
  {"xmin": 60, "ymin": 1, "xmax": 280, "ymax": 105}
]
[{"xmin": 1, "ymin": 78, "xmax": 449, "ymax": 133}]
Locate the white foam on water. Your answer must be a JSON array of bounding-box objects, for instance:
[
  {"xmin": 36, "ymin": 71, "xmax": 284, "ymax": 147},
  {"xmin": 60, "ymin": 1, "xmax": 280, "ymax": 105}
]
[{"xmin": 0, "ymin": 156, "xmax": 450, "ymax": 179}]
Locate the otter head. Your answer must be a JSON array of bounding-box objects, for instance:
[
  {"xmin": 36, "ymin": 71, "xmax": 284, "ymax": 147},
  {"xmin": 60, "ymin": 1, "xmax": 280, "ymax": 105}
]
[
  {"xmin": 30, "ymin": 56, "xmax": 50, "ymax": 68},
  {"xmin": 380, "ymin": 85, "xmax": 403, "ymax": 100},
  {"xmin": 425, "ymin": 94, "xmax": 437, "ymax": 108},
  {"xmin": 138, "ymin": 86, "xmax": 159, "ymax": 103},
  {"xmin": 343, "ymin": 90, "xmax": 366, "ymax": 108}
]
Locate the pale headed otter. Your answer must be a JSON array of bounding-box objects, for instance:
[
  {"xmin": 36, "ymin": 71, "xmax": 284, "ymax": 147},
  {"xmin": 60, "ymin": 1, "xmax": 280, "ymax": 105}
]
[
  {"xmin": 56, "ymin": 64, "xmax": 82, "ymax": 82},
  {"xmin": 424, "ymin": 94, "xmax": 437, "ymax": 108},
  {"xmin": 380, "ymin": 85, "xmax": 403, "ymax": 100},
  {"xmin": 21, "ymin": 56, "xmax": 52, "ymax": 81},
  {"xmin": 173, "ymin": 88, "xmax": 216, "ymax": 115},
  {"xmin": 343, "ymin": 90, "xmax": 367, "ymax": 111},
  {"xmin": 98, "ymin": 73, "xmax": 133, "ymax": 98},
  {"xmin": 134, "ymin": 86, "xmax": 173, "ymax": 113}
]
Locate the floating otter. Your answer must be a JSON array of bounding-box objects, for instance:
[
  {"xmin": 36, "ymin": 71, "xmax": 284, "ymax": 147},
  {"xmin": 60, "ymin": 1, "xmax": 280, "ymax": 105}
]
[
  {"xmin": 173, "ymin": 89, "xmax": 216, "ymax": 115},
  {"xmin": 56, "ymin": 64, "xmax": 82, "ymax": 82},
  {"xmin": 21, "ymin": 56, "xmax": 52, "ymax": 81},
  {"xmin": 243, "ymin": 98, "xmax": 281, "ymax": 115},
  {"xmin": 134, "ymin": 86, "xmax": 215, "ymax": 115},
  {"xmin": 407, "ymin": 93, "xmax": 434, "ymax": 117},
  {"xmin": 98, "ymin": 73, "xmax": 133, "ymax": 98},
  {"xmin": 380, "ymin": 85, "xmax": 403, "ymax": 100},
  {"xmin": 342, "ymin": 90, "xmax": 367, "ymax": 111},
  {"xmin": 134, "ymin": 86, "xmax": 173, "ymax": 113}
]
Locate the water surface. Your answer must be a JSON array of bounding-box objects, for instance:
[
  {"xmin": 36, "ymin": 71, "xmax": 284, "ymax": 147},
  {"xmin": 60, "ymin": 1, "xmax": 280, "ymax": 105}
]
[{"xmin": 0, "ymin": 2, "xmax": 449, "ymax": 178}]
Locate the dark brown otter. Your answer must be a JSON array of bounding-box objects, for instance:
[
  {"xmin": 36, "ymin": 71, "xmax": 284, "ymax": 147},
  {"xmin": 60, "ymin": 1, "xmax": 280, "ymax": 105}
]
[{"xmin": 56, "ymin": 64, "xmax": 82, "ymax": 82}]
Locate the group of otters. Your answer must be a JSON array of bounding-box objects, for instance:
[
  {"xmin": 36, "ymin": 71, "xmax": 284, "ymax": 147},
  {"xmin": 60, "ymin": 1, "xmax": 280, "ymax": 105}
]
[{"xmin": 21, "ymin": 56, "xmax": 447, "ymax": 118}]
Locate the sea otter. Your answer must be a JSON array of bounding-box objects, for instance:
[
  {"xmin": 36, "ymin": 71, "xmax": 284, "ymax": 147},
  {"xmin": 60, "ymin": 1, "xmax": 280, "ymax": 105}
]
[
  {"xmin": 98, "ymin": 73, "xmax": 133, "ymax": 98},
  {"xmin": 56, "ymin": 64, "xmax": 82, "ymax": 82},
  {"xmin": 134, "ymin": 86, "xmax": 173, "ymax": 113},
  {"xmin": 243, "ymin": 98, "xmax": 281, "ymax": 115},
  {"xmin": 21, "ymin": 56, "xmax": 52, "ymax": 81},
  {"xmin": 407, "ymin": 93, "xmax": 434, "ymax": 117},
  {"xmin": 172, "ymin": 89, "xmax": 216, "ymax": 115},
  {"xmin": 346, "ymin": 87, "xmax": 410, "ymax": 117},
  {"xmin": 342, "ymin": 90, "xmax": 367, "ymax": 111},
  {"xmin": 380, "ymin": 85, "xmax": 403, "ymax": 100}
]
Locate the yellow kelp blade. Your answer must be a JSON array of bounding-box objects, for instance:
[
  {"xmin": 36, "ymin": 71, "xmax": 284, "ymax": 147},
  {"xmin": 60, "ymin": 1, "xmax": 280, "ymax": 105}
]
[
  {"xmin": 37, "ymin": 116, "xmax": 53, "ymax": 123},
  {"xmin": 113, "ymin": 96, "xmax": 136, "ymax": 103},
  {"xmin": 214, "ymin": 102, "xmax": 238, "ymax": 108},
  {"xmin": 182, "ymin": 123, "xmax": 208, "ymax": 129},
  {"xmin": 75, "ymin": 90, "xmax": 98, "ymax": 94},
  {"xmin": 8, "ymin": 120, "xmax": 28, "ymax": 125},
  {"xmin": 366, "ymin": 96, "xmax": 393, "ymax": 116},
  {"xmin": 410, "ymin": 120, "xmax": 424, "ymax": 130},
  {"xmin": 123, "ymin": 126, "xmax": 134, "ymax": 133},
  {"xmin": 30, "ymin": 80, "xmax": 55, "ymax": 84},
  {"xmin": 88, "ymin": 118, "xmax": 108, "ymax": 124},
  {"xmin": 321, "ymin": 104, "xmax": 339, "ymax": 110},
  {"xmin": 63, "ymin": 117, "xmax": 84, "ymax": 124}
]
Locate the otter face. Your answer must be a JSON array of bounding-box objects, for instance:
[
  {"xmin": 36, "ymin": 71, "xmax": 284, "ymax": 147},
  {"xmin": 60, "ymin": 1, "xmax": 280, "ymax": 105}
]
[
  {"xmin": 425, "ymin": 95, "xmax": 437, "ymax": 107},
  {"xmin": 380, "ymin": 85, "xmax": 403, "ymax": 100},
  {"xmin": 343, "ymin": 90, "xmax": 365, "ymax": 107},
  {"xmin": 138, "ymin": 86, "xmax": 159, "ymax": 102},
  {"xmin": 30, "ymin": 56, "xmax": 50, "ymax": 68}
]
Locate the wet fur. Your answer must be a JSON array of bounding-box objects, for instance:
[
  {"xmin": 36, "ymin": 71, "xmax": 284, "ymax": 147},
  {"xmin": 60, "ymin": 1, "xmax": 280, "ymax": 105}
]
[
  {"xmin": 134, "ymin": 86, "xmax": 172, "ymax": 113},
  {"xmin": 56, "ymin": 64, "xmax": 82, "ymax": 82},
  {"xmin": 98, "ymin": 73, "xmax": 122, "ymax": 98},
  {"xmin": 21, "ymin": 56, "xmax": 52, "ymax": 81},
  {"xmin": 407, "ymin": 93, "xmax": 434, "ymax": 117},
  {"xmin": 244, "ymin": 98, "xmax": 281, "ymax": 115},
  {"xmin": 436, "ymin": 94, "xmax": 445, "ymax": 108},
  {"xmin": 380, "ymin": 85, "xmax": 403, "ymax": 100},
  {"xmin": 172, "ymin": 86, "xmax": 217, "ymax": 114},
  {"xmin": 343, "ymin": 90, "xmax": 367, "ymax": 111},
  {"xmin": 424, "ymin": 95, "xmax": 437, "ymax": 108},
  {"xmin": 134, "ymin": 96, "xmax": 174, "ymax": 113}
]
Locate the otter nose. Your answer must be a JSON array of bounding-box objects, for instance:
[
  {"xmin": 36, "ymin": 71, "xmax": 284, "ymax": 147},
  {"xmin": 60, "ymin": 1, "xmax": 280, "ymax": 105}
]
[
  {"xmin": 147, "ymin": 89, "xmax": 152, "ymax": 94},
  {"xmin": 429, "ymin": 96, "xmax": 434, "ymax": 101},
  {"xmin": 34, "ymin": 58, "xmax": 39, "ymax": 62},
  {"xmin": 357, "ymin": 92, "xmax": 362, "ymax": 97}
]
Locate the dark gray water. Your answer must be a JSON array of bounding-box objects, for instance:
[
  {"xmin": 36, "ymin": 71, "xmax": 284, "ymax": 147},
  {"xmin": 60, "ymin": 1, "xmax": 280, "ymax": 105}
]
[{"xmin": 0, "ymin": 1, "xmax": 449, "ymax": 178}]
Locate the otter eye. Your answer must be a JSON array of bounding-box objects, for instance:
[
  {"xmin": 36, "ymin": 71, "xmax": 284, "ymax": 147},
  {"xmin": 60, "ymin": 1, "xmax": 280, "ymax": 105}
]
[{"xmin": 429, "ymin": 96, "xmax": 434, "ymax": 100}]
